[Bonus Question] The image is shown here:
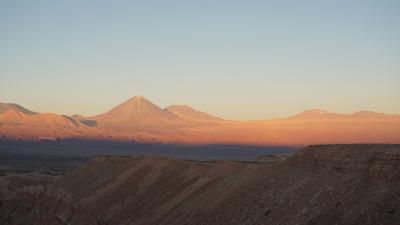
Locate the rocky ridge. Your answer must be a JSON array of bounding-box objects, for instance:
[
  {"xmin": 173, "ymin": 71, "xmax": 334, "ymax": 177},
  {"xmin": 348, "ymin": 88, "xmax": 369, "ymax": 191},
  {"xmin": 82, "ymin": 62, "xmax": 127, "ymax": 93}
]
[{"xmin": 0, "ymin": 144, "xmax": 399, "ymax": 225}]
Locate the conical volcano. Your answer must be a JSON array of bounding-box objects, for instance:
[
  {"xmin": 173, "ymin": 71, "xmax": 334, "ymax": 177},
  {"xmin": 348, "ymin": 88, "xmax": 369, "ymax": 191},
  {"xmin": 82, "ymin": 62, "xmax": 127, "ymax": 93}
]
[{"xmin": 93, "ymin": 96, "xmax": 181, "ymax": 126}]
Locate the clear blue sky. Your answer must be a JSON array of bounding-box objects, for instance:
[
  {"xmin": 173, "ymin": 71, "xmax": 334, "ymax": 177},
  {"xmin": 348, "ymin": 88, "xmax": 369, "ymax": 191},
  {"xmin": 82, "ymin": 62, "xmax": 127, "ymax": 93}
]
[{"xmin": 1, "ymin": 0, "xmax": 399, "ymax": 120}]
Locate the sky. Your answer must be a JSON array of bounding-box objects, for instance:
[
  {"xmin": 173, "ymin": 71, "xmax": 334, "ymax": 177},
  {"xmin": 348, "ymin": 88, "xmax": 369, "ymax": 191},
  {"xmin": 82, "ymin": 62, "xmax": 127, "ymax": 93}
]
[{"xmin": 0, "ymin": 0, "xmax": 399, "ymax": 120}]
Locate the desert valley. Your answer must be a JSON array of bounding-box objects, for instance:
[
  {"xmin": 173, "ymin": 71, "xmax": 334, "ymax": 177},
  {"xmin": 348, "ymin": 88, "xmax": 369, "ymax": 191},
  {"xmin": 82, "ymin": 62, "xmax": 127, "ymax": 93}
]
[
  {"xmin": 1, "ymin": 1, "xmax": 400, "ymax": 224},
  {"xmin": 2, "ymin": 97, "xmax": 400, "ymax": 224}
]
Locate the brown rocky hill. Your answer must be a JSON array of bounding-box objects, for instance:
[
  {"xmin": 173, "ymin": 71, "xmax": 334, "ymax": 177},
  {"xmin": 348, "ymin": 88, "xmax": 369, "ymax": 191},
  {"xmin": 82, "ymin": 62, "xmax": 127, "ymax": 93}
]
[{"xmin": 1, "ymin": 144, "xmax": 399, "ymax": 225}]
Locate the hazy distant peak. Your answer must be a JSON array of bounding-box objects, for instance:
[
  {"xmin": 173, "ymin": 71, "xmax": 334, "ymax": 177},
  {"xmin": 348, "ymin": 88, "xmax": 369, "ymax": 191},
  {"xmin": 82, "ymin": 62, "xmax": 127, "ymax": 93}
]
[
  {"xmin": 292, "ymin": 108, "xmax": 334, "ymax": 118},
  {"xmin": 165, "ymin": 104, "xmax": 224, "ymax": 122},
  {"xmin": 110, "ymin": 96, "xmax": 166, "ymax": 113},
  {"xmin": 0, "ymin": 102, "xmax": 37, "ymax": 115},
  {"xmin": 351, "ymin": 111, "xmax": 386, "ymax": 117},
  {"xmin": 128, "ymin": 95, "xmax": 145, "ymax": 101},
  {"xmin": 108, "ymin": 96, "xmax": 161, "ymax": 113},
  {"xmin": 93, "ymin": 96, "xmax": 181, "ymax": 125},
  {"xmin": 124, "ymin": 96, "xmax": 154, "ymax": 106},
  {"xmin": 290, "ymin": 108, "xmax": 399, "ymax": 121},
  {"xmin": 303, "ymin": 108, "xmax": 329, "ymax": 114}
]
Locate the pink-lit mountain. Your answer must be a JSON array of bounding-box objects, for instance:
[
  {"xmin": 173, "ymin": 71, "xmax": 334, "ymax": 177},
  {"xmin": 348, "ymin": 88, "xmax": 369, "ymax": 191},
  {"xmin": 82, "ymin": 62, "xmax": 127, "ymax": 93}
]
[{"xmin": 1, "ymin": 97, "xmax": 399, "ymax": 145}]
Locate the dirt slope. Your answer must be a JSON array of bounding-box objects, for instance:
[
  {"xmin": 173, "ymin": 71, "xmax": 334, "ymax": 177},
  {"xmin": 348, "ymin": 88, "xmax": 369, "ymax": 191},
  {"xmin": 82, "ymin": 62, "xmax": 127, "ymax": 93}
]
[{"xmin": 1, "ymin": 144, "xmax": 399, "ymax": 225}]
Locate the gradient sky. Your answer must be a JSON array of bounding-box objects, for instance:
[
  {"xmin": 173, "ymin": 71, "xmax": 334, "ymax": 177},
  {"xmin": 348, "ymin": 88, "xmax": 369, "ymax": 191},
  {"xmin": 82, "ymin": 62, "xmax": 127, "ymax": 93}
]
[{"xmin": 1, "ymin": 0, "xmax": 399, "ymax": 120}]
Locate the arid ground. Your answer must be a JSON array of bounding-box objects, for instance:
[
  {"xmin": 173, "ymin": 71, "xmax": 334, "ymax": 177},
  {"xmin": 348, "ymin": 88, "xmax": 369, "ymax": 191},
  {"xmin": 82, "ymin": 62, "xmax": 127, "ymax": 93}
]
[{"xmin": 1, "ymin": 144, "xmax": 399, "ymax": 225}]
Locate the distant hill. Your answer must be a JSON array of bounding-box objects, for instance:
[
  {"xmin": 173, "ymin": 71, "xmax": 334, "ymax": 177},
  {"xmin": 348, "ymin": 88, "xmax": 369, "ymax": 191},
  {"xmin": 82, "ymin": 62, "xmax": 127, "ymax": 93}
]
[
  {"xmin": 165, "ymin": 105, "xmax": 224, "ymax": 122},
  {"xmin": 0, "ymin": 102, "xmax": 37, "ymax": 115},
  {"xmin": 0, "ymin": 102, "xmax": 92, "ymax": 140},
  {"xmin": 0, "ymin": 102, "xmax": 79, "ymax": 127},
  {"xmin": 1, "ymin": 97, "xmax": 399, "ymax": 144},
  {"xmin": 92, "ymin": 96, "xmax": 182, "ymax": 127}
]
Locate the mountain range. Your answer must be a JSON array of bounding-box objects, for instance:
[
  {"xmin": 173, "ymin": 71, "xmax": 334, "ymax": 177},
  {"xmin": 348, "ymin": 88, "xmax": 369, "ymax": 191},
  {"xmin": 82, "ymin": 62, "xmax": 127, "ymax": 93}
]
[{"xmin": 1, "ymin": 96, "xmax": 399, "ymax": 145}]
